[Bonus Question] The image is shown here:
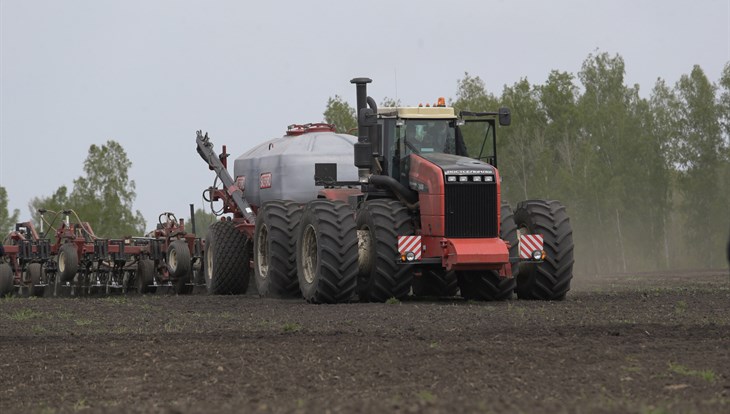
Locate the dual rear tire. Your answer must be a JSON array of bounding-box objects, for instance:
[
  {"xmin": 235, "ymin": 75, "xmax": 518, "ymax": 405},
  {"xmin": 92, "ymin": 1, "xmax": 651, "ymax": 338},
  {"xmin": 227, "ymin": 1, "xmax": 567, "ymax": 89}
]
[
  {"xmin": 254, "ymin": 201, "xmax": 303, "ymax": 298},
  {"xmin": 296, "ymin": 200, "xmax": 358, "ymax": 304}
]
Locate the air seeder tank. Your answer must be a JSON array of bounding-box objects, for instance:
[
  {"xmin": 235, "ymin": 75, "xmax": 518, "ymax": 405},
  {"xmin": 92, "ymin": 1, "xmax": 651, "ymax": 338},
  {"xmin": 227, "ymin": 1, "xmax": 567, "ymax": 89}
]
[{"xmin": 233, "ymin": 124, "xmax": 358, "ymax": 207}]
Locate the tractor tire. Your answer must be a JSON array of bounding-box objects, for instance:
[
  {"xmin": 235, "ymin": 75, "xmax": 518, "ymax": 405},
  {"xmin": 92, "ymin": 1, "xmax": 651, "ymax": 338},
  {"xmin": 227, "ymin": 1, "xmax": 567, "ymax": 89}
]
[
  {"xmin": 457, "ymin": 270, "xmax": 514, "ymax": 301},
  {"xmin": 167, "ymin": 240, "xmax": 191, "ymax": 279},
  {"xmin": 58, "ymin": 243, "xmax": 78, "ymax": 283},
  {"xmin": 356, "ymin": 199, "xmax": 415, "ymax": 302},
  {"xmin": 412, "ymin": 269, "xmax": 458, "ymax": 298},
  {"xmin": 254, "ymin": 200, "xmax": 303, "ymax": 298},
  {"xmin": 28, "ymin": 263, "xmax": 45, "ymax": 297},
  {"xmin": 0, "ymin": 263, "xmax": 13, "ymax": 297},
  {"xmin": 513, "ymin": 200, "xmax": 574, "ymax": 300},
  {"xmin": 296, "ymin": 200, "xmax": 358, "ymax": 304},
  {"xmin": 136, "ymin": 259, "xmax": 157, "ymax": 294},
  {"xmin": 203, "ymin": 220, "xmax": 250, "ymax": 295}
]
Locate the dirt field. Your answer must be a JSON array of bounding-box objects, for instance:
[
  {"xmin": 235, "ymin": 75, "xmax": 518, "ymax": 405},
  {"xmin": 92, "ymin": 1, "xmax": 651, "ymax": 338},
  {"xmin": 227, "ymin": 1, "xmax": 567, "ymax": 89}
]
[{"xmin": 1, "ymin": 269, "xmax": 729, "ymax": 413}]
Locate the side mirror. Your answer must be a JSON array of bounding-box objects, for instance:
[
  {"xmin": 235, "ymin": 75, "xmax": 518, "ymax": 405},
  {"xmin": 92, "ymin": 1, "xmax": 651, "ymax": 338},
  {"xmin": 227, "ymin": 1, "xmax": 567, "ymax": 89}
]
[{"xmin": 498, "ymin": 107, "xmax": 511, "ymax": 126}]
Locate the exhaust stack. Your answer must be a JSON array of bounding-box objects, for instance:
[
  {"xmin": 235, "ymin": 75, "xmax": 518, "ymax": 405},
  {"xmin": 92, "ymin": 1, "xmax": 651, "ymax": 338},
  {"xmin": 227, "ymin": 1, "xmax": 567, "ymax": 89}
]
[{"xmin": 350, "ymin": 77, "xmax": 374, "ymax": 182}]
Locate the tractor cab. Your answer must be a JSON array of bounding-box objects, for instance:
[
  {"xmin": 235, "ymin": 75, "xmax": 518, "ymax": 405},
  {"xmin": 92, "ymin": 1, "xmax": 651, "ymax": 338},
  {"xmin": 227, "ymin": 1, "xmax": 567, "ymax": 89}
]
[{"xmin": 375, "ymin": 104, "xmax": 510, "ymax": 188}]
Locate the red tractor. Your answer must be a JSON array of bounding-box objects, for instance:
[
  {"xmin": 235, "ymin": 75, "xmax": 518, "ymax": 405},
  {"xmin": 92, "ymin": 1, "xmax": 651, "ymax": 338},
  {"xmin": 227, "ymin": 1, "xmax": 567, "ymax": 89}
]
[{"xmin": 196, "ymin": 77, "xmax": 574, "ymax": 303}]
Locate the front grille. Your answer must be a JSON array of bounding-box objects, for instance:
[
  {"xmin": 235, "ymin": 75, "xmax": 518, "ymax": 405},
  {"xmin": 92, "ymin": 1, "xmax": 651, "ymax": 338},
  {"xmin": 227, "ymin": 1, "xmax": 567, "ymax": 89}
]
[{"xmin": 444, "ymin": 183, "xmax": 498, "ymax": 238}]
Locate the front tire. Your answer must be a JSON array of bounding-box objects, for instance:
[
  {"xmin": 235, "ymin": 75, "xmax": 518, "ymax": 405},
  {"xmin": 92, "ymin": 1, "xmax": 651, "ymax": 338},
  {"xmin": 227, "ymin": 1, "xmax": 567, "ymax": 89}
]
[
  {"xmin": 514, "ymin": 200, "xmax": 574, "ymax": 300},
  {"xmin": 412, "ymin": 269, "xmax": 458, "ymax": 298},
  {"xmin": 254, "ymin": 201, "xmax": 302, "ymax": 298},
  {"xmin": 356, "ymin": 200, "xmax": 414, "ymax": 302},
  {"xmin": 204, "ymin": 220, "xmax": 250, "ymax": 295},
  {"xmin": 297, "ymin": 200, "xmax": 358, "ymax": 304},
  {"xmin": 457, "ymin": 270, "xmax": 514, "ymax": 301}
]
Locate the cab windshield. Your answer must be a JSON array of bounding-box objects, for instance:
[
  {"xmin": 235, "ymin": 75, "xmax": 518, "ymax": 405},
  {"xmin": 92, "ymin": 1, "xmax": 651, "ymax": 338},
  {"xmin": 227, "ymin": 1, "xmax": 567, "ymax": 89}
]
[
  {"xmin": 397, "ymin": 119, "xmax": 458, "ymax": 155},
  {"xmin": 381, "ymin": 117, "xmax": 496, "ymax": 183}
]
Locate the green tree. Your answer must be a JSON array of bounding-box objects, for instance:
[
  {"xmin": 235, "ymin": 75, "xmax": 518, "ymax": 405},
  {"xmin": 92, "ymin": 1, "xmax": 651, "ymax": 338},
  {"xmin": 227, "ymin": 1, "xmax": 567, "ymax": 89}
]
[
  {"xmin": 186, "ymin": 207, "xmax": 218, "ymax": 239},
  {"xmin": 498, "ymin": 78, "xmax": 547, "ymax": 202},
  {"xmin": 573, "ymin": 52, "xmax": 673, "ymax": 273},
  {"xmin": 538, "ymin": 70, "xmax": 584, "ymax": 204},
  {"xmin": 719, "ymin": 62, "xmax": 730, "ymax": 142},
  {"xmin": 323, "ymin": 95, "xmax": 357, "ymax": 133},
  {"xmin": 31, "ymin": 141, "xmax": 145, "ymax": 238},
  {"xmin": 450, "ymin": 72, "xmax": 499, "ymax": 114},
  {"xmin": 380, "ymin": 97, "xmax": 401, "ymax": 107},
  {"xmin": 672, "ymin": 65, "xmax": 726, "ymax": 267},
  {"xmin": 1, "ymin": 186, "xmax": 20, "ymax": 234}
]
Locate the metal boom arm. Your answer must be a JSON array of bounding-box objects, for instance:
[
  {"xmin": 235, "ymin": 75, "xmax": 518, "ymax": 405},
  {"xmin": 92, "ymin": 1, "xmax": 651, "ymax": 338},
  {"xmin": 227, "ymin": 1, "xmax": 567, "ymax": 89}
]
[{"xmin": 195, "ymin": 130, "xmax": 256, "ymax": 224}]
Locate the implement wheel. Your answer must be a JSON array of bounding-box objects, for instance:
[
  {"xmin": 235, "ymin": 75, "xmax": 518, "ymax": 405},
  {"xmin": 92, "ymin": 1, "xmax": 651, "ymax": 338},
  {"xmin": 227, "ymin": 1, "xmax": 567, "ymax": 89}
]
[
  {"xmin": 58, "ymin": 243, "xmax": 78, "ymax": 283},
  {"xmin": 254, "ymin": 200, "xmax": 303, "ymax": 298},
  {"xmin": 167, "ymin": 240, "xmax": 191, "ymax": 279},
  {"xmin": 204, "ymin": 220, "xmax": 250, "ymax": 295},
  {"xmin": 296, "ymin": 200, "xmax": 358, "ymax": 304},
  {"xmin": 356, "ymin": 199, "xmax": 414, "ymax": 302},
  {"xmin": 0, "ymin": 263, "xmax": 13, "ymax": 297},
  {"xmin": 136, "ymin": 259, "xmax": 157, "ymax": 294},
  {"xmin": 28, "ymin": 263, "xmax": 45, "ymax": 297},
  {"xmin": 457, "ymin": 270, "xmax": 514, "ymax": 301},
  {"xmin": 514, "ymin": 200, "xmax": 574, "ymax": 300}
]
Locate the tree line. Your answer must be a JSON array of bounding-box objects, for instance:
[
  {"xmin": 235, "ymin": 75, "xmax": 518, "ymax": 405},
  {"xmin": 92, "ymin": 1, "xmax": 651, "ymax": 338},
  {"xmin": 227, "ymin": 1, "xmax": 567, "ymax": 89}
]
[{"xmin": 325, "ymin": 52, "xmax": 730, "ymax": 273}]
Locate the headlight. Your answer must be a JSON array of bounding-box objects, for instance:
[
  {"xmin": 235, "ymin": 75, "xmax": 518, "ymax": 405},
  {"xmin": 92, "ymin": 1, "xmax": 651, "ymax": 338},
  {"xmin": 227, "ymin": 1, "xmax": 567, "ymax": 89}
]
[
  {"xmin": 459, "ymin": 176, "xmax": 468, "ymax": 182},
  {"xmin": 485, "ymin": 175, "xmax": 494, "ymax": 182},
  {"xmin": 447, "ymin": 176, "xmax": 457, "ymax": 182},
  {"xmin": 472, "ymin": 176, "xmax": 482, "ymax": 182},
  {"xmin": 405, "ymin": 251, "xmax": 416, "ymax": 262},
  {"xmin": 532, "ymin": 250, "xmax": 543, "ymax": 260}
]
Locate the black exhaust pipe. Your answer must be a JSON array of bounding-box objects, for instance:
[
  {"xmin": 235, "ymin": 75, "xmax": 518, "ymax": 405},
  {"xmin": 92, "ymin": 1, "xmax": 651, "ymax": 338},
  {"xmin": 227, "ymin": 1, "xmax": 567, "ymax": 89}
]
[
  {"xmin": 350, "ymin": 77, "xmax": 373, "ymax": 178},
  {"xmin": 369, "ymin": 175, "xmax": 418, "ymax": 207}
]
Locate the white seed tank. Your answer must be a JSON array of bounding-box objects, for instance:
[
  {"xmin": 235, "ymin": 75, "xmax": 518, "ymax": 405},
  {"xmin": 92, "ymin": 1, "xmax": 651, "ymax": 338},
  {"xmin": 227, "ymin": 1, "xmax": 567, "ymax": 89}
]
[{"xmin": 233, "ymin": 124, "xmax": 359, "ymax": 207}]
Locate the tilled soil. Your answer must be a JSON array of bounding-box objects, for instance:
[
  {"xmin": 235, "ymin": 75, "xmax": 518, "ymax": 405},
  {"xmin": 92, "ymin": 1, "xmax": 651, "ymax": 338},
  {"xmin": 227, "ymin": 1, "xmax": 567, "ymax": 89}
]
[{"xmin": 1, "ymin": 270, "xmax": 729, "ymax": 413}]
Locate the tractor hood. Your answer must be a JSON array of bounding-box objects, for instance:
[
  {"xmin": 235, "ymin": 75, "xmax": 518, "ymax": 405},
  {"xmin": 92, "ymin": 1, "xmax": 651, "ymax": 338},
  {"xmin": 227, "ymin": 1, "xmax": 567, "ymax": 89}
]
[{"xmin": 418, "ymin": 153, "xmax": 495, "ymax": 176}]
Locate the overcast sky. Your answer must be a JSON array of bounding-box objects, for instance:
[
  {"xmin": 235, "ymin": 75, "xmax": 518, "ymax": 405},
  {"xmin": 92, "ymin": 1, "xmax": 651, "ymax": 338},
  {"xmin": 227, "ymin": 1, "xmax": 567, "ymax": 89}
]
[{"xmin": 1, "ymin": 0, "xmax": 728, "ymax": 232}]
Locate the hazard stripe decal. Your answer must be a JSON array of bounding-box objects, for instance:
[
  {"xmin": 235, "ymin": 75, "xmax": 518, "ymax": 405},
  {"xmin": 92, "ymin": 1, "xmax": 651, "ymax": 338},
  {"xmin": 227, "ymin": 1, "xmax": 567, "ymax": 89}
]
[
  {"xmin": 519, "ymin": 234, "xmax": 544, "ymax": 259},
  {"xmin": 398, "ymin": 235, "xmax": 422, "ymax": 260}
]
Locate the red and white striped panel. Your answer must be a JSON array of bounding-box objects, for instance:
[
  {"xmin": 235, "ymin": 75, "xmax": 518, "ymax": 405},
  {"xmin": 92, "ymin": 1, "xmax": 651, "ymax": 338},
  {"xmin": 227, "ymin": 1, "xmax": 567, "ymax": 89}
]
[
  {"xmin": 519, "ymin": 234, "xmax": 544, "ymax": 259},
  {"xmin": 398, "ymin": 235, "xmax": 422, "ymax": 260}
]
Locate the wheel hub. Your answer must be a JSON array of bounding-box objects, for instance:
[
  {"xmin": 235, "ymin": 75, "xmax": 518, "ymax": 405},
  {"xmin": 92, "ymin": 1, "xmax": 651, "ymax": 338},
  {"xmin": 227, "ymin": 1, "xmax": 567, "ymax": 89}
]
[
  {"xmin": 256, "ymin": 224, "xmax": 269, "ymax": 279},
  {"xmin": 206, "ymin": 243, "xmax": 214, "ymax": 281},
  {"xmin": 302, "ymin": 224, "xmax": 318, "ymax": 285}
]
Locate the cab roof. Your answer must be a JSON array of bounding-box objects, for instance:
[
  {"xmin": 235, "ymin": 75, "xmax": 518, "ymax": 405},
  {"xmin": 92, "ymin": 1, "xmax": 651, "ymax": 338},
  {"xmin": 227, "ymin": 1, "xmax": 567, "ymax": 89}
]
[{"xmin": 377, "ymin": 106, "xmax": 456, "ymax": 119}]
